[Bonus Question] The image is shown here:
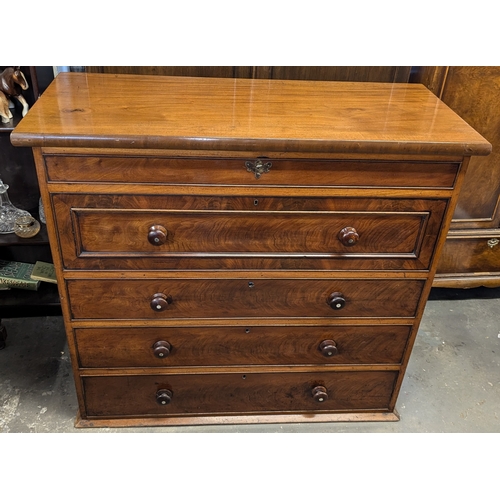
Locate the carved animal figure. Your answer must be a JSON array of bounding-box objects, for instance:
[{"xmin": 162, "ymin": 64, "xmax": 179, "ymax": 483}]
[{"xmin": 0, "ymin": 67, "xmax": 29, "ymax": 123}]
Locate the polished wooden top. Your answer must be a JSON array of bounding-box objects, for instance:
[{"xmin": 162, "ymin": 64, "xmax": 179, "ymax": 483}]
[{"xmin": 11, "ymin": 73, "xmax": 491, "ymax": 156}]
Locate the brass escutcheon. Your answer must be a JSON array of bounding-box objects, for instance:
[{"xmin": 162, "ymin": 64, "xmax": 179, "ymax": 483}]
[
  {"xmin": 245, "ymin": 160, "xmax": 272, "ymax": 179},
  {"xmin": 487, "ymin": 238, "xmax": 499, "ymax": 248}
]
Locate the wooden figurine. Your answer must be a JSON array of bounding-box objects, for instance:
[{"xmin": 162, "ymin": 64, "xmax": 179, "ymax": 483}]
[{"xmin": 0, "ymin": 67, "xmax": 29, "ymax": 123}]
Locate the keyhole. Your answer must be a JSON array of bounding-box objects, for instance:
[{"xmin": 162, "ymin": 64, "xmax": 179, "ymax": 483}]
[
  {"xmin": 242, "ymin": 375, "xmax": 247, "ymax": 379},
  {"xmin": 248, "ymin": 282, "xmax": 255, "ymax": 288},
  {"xmin": 245, "ymin": 328, "xmax": 251, "ymax": 333},
  {"xmin": 254, "ymin": 199, "xmax": 259, "ymax": 206}
]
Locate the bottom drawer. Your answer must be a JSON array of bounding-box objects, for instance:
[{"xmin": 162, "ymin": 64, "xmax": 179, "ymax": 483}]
[{"xmin": 82, "ymin": 371, "xmax": 398, "ymax": 417}]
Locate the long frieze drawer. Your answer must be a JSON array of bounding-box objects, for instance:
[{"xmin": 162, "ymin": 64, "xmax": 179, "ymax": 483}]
[
  {"xmin": 44, "ymin": 155, "xmax": 460, "ymax": 188},
  {"xmin": 66, "ymin": 278, "xmax": 425, "ymax": 319},
  {"xmin": 75, "ymin": 325, "xmax": 412, "ymax": 368},
  {"xmin": 53, "ymin": 194, "xmax": 447, "ymax": 271},
  {"xmin": 82, "ymin": 371, "xmax": 398, "ymax": 417}
]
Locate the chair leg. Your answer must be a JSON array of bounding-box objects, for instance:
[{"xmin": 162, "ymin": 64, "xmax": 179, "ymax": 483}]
[{"xmin": 0, "ymin": 319, "xmax": 7, "ymax": 349}]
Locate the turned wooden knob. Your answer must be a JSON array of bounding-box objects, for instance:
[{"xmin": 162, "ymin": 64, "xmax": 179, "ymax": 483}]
[
  {"xmin": 338, "ymin": 226, "xmax": 359, "ymax": 246},
  {"xmin": 150, "ymin": 293, "xmax": 173, "ymax": 312},
  {"xmin": 312, "ymin": 385, "xmax": 328, "ymax": 403},
  {"xmin": 156, "ymin": 389, "xmax": 173, "ymax": 405},
  {"xmin": 319, "ymin": 340, "xmax": 338, "ymax": 357},
  {"xmin": 153, "ymin": 340, "xmax": 172, "ymax": 358},
  {"xmin": 148, "ymin": 225, "xmax": 168, "ymax": 246},
  {"xmin": 327, "ymin": 292, "xmax": 346, "ymax": 310}
]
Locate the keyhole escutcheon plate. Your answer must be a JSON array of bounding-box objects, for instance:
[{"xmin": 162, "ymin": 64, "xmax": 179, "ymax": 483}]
[{"xmin": 245, "ymin": 160, "xmax": 272, "ymax": 179}]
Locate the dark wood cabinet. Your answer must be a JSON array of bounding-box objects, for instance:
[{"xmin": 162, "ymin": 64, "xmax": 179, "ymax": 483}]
[
  {"xmin": 412, "ymin": 67, "xmax": 500, "ymax": 287},
  {"xmin": 85, "ymin": 66, "xmax": 413, "ymax": 83}
]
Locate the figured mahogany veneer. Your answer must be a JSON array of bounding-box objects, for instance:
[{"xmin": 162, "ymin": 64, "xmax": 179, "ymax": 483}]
[
  {"xmin": 11, "ymin": 73, "xmax": 490, "ymax": 427},
  {"xmin": 44, "ymin": 155, "xmax": 461, "ymax": 189},
  {"xmin": 66, "ymin": 277, "xmax": 425, "ymax": 320},
  {"xmin": 82, "ymin": 371, "xmax": 398, "ymax": 417},
  {"xmin": 74, "ymin": 325, "xmax": 411, "ymax": 367},
  {"xmin": 52, "ymin": 194, "xmax": 447, "ymax": 271}
]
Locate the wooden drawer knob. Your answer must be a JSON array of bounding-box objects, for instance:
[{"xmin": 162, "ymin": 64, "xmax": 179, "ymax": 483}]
[
  {"xmin": 156, "ymin": 389, "xmax": 173, "ymax": 405},
  {"xmin": 338, "ymin": 227, "xmax": 359, "ymax": 246},
  {"xmin": 153, "ymin": 340, "xmax": 171, "ymax": 358},
  {"xmin": 327, "ymin": 292, "xmax": 346, "ymax": 310},
  {"xmin": 150, "ymin": 292, "xmax": 173, "ymax": 312},
  {"xmin": 319, "ymin": 340, "xmax": 338, "ymax": 357},
  {"xmin": 148, "ymin": 225, "xmax": 168, "ymax": 246},
  {"xmin": 312, "ymin": 385, "xmax": 328, "ymax": 403}
]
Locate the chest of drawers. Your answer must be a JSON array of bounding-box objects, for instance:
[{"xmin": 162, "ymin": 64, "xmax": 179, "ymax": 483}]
[{"xmin": 11, "ymin": 74, "xmax": 491, "ymax": 427}]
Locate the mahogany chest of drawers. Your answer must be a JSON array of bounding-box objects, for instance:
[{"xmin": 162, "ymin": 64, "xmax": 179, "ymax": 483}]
[{"xmin": 11, "ymin": 73, "xmax": 491, "ymax": 427}]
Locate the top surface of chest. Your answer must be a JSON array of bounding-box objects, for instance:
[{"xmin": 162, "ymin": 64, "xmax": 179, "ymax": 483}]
[{"xmin": 10, "ymin": 73, "xmax": 491, "ymax": 157}]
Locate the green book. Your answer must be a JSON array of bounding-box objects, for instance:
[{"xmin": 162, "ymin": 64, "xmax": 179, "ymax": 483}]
[
  {"xmin": 30, "ymin": 261, "xmax": 57, "ymax": 284},
  {"xmin": 0, "ymin": 260, "xmax": 40, "ymax": 291}
]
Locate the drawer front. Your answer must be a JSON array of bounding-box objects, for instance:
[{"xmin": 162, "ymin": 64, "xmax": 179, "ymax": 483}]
[
  {"xmin": 437, "ymin": 234, "xmax": 500, "ymax": 274},
  {"xmin": 53, "ymin": 194, "xmax": 446, "ymax": 271},
  {"xmin": 75, "ymin": 325, "xmax": 411, "ymax": 368},
  {"xmin": 67, "ymin": 278, "xmax": 425, "ymax": 319},
  {"xmin": 45, "ymin": 155, "xmax": 460, "ymax": 188},
  {"xmin": 82, "ymin": 371, "xmax": 398, "ymax": 417}
]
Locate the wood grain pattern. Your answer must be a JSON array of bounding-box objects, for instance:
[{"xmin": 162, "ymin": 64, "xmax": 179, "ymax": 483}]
[
  {"xmin": 75, "ymin": 410, "xmax": 401, "ymax": 427},
  {"xmin": 436, "ymin": 232, "xmax": 500, "ymax": 274},
  {"xmin": 257, "ymin": 67, "xmax": 412, "ymax": 83},
  {"xmin": 418, "ymin": 67, "xmax": 500, "ymax": 286},
  {"xmin": 74, "ymin": 325, "xmax": 411, "ymax": 368},
  {"xmin": 66, "ymin": 278, "xmax": 425, "ymax": 320},
  {"xmin": 74, "ymin": 210, "xmax": 426, "ymax": 253},
  {"xmin": 43, "ymin": 155, "xmax": 461, "ymax": 188},
  {"xmin": 82, "ymin": 370, "xmax": 398, "ymax": 417},
  {"xmin": 84, "ymin": 66, "xmax": 254, "ymax": 79},
  {"xmin": 85, "ymin": 66, "xmax": 412, "ymax": 84},
  {"xmin": 438, "ymin": 67, "xmax": 500, "ymax": 224},
  {"xmin": 10, "ymin": 73, "xmax": 491, "ymax": 156},
  {"xmin": 52, "ymin": 193, "xmax": 447, "ymax": 271}
]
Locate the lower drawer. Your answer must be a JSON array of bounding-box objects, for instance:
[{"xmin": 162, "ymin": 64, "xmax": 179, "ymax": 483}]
[
  {"xmin": 437, "ymin": 233, "xmax": 500, "ymax": 274},
  {"xmin": 82, "ymin": 371, "xmax": 398, "ymax": 417},
  {"xmin": 75, "ymin": 325, "xmax": 411, "ymax": 367},
  {"xmin": 67, "ymin": 278, "xmax": 425, "ymax": 319}
]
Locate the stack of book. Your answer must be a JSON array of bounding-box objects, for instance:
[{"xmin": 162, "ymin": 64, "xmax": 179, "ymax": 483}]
[{"xmin": 0, "ymin": 260, "xmax": 57, "ymax": 291}]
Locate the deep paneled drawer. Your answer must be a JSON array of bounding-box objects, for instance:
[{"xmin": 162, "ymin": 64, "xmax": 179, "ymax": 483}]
[
  {"xmin": 82, "ymin": 370, "xmax": 398, "ymax": 417},
  {"xmin": 66, "ymin": 278, "xmax": 425, "ymax": 319},
  {"xmin": 52, "ymin": 194, "xmax": 447, "ymax": 271},
  {"xmin": 44, "ymin": 155, "xmax": 460, "ymax": 188},
  {"xmin": 75, "ymin": 325, "xmax": 411, "ymax": 367}
]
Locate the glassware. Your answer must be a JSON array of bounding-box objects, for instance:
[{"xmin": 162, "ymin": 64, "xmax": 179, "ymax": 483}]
[
  {"xmin": 0, "ymin": 178, "xmax": 31, "ymax": 234},
  {"xmin": 38, "ymin": 196, "xmax": 46, "ymax": 224},
  {"xmin": 14, "ymin": 215, "xmax": 40, "ymax": 238}
]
